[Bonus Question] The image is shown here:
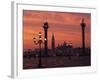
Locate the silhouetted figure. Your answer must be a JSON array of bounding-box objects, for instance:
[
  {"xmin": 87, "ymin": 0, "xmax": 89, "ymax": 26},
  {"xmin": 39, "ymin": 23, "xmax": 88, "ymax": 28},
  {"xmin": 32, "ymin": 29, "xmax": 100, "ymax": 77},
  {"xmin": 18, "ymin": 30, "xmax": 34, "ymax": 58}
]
[
  {"xmin": 43, "ymin": 22, "xmax": 49, "ymax": 56},
  {"xmin": 80, "ymin": 18, "xmax": 86, "ymax": 56}
]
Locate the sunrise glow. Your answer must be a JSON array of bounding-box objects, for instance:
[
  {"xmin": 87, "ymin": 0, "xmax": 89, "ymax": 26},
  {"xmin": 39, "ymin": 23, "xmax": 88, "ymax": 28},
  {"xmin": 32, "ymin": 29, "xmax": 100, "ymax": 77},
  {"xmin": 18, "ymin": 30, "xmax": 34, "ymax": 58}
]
[{"xmin": 23, "ymin": 10, "xmax": 91, "ymax": 50}]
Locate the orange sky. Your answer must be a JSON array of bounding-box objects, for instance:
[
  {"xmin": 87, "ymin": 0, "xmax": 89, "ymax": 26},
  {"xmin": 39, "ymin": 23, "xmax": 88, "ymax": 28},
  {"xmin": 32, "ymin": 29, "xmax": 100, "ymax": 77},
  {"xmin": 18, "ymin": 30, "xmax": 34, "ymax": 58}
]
[{"xmin": 23, "ymin": 10, "xmax": 91, "ymax": 50}]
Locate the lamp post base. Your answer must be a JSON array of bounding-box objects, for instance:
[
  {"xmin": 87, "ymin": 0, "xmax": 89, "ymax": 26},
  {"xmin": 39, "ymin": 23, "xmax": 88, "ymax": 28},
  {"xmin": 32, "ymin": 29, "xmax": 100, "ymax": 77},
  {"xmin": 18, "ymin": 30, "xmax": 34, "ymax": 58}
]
[{"xmin": 37, "ymin": 64, "xmax": 44, "ymax": 68}]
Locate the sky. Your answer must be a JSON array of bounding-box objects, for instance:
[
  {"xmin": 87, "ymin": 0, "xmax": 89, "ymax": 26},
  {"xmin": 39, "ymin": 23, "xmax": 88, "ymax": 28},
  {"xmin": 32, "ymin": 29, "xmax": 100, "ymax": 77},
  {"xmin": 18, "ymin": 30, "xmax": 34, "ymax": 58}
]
[{"xmin": 23, "ymin": 10, "xmax": 91, "ymax": 50}]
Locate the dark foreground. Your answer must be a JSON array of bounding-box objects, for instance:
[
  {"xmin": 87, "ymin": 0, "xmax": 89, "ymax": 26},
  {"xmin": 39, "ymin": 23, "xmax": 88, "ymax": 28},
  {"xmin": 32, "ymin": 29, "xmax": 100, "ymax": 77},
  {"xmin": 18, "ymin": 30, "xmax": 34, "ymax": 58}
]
[{"xmin": 23, "ymin": 55, "xmax": 90, "ymax": 69}]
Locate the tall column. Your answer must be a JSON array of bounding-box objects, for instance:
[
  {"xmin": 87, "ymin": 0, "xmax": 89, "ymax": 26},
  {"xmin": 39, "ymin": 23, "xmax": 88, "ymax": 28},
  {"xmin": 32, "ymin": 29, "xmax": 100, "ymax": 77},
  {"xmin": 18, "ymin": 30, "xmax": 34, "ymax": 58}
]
[
  {"xmin": 43, "ymin": 22, "xmax": 49, "ymax": 56},
  {"xmin": 80, "ymin": 18, "xmax": 86, "ymax": 55}
]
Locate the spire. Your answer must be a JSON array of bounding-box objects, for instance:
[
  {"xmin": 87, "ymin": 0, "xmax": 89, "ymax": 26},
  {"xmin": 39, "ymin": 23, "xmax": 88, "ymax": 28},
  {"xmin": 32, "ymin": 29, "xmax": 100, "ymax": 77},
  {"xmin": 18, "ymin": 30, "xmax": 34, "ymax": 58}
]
[
  {"xmin": 51, "ymin": 32, "xmax": 55, "ymax": 50},
  {"xmin": 52, "ymin": 33, "xmax": 54, "ymax": 39},
  {"xmin": 82, "ymin": 18, "xmax": 84, "ymax": 23}
]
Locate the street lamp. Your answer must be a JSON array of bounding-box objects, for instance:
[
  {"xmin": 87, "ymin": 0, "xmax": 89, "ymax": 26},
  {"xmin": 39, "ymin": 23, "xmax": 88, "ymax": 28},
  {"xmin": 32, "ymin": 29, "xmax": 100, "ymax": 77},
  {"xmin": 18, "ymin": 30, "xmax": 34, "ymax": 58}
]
[{"xmin": 33, "ymin": 32, "xmax": 43, "ymax": 68}]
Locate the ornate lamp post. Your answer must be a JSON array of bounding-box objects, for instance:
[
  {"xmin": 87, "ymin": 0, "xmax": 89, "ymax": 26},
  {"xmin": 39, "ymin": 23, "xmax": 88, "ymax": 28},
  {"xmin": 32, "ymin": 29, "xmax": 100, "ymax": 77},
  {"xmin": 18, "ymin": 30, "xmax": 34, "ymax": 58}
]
[
  {"xmin": 33, "ymin": 32, "xmax": 43, "ymax": 68},
  {"xmin": 80, "ymin": 18, "xmax": 86, "ymax": 55},
  {"xmin": 43, "ymin": 22, "xmax": 49, "ymax": 56}
]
